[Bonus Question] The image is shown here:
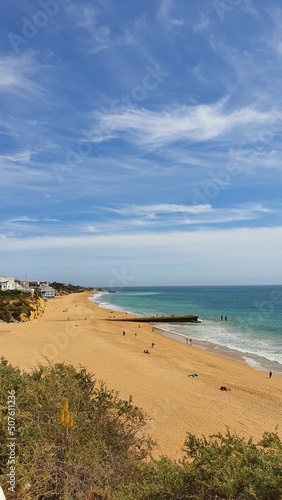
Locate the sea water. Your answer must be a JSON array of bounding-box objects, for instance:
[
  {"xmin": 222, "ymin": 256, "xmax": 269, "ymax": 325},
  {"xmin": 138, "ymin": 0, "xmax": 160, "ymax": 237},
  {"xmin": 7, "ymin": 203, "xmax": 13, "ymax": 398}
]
[{"xmin": 90, "ymin": 286, "xmax": 282, "ymax": 375}]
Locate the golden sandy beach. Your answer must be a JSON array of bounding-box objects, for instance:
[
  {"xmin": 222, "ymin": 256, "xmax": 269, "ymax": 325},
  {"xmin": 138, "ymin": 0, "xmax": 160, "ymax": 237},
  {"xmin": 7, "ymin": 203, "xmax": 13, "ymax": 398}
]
[{"xmin": 0, "ymin": 292, "xmax": 281, "ymax": 459}]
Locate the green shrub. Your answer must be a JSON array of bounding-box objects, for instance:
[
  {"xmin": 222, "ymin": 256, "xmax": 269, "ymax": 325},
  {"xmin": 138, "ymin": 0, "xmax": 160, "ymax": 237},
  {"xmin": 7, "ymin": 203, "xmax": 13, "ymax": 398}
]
[
  {"xmin": 0, "ymin": 358, "xmax": 281, "ymax": 500},
  {"xmin": 181, "ymin": 429, "xmax": 282, "ymax": 499},
  {"xmin": 0, "ymin": 359, "xmax": 153, "ymax": 499}
]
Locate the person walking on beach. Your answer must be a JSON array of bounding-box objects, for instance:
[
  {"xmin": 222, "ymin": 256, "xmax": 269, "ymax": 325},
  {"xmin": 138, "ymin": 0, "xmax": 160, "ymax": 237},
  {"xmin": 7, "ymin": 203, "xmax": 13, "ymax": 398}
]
[{"xmin": 269, "ymin": 371, "xmax": 272, "ymax": 378}]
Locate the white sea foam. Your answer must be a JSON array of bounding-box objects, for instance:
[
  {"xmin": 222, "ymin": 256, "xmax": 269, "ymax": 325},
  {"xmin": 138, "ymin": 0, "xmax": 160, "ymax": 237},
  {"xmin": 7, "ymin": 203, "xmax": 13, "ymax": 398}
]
[
  {"xmin": 242, "ymin": 357, "xmax": 264, "ymax": 371},
  {"xmin": 89, "ymin": 292, "xmax": 107, "ymax": 302},
  {"xmin": 89, "ymin": 294, "xmax": 139, "ymax": 315},
  {"xmin": 158, "ymin": 321, "xmax": 282, "ymax": 369}
]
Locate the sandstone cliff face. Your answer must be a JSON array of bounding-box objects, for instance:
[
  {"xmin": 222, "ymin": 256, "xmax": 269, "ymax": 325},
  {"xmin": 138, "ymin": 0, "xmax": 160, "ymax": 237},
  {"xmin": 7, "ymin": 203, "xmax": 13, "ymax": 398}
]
[
  {"xmin": 0, "ymin": 291, "xmax": 47, "ymax": 323},
  {"xmin": 20, "ymin": 296, "xmax": 46, "ymax": 322}
]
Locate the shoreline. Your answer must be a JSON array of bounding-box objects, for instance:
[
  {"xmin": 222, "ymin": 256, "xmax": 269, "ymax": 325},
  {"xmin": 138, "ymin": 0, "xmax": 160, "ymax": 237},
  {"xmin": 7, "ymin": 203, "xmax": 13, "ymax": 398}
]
[
  {"xmin": 156, "ymin": 326, "xmax": 282, "ymax": 376},
  {"xmin": 92, "ymin": 292, "xmax": 282, "ymax": 377},
  {"xmin": 0, "ymin": 291, "xmax": 281, "ymax": 459}
]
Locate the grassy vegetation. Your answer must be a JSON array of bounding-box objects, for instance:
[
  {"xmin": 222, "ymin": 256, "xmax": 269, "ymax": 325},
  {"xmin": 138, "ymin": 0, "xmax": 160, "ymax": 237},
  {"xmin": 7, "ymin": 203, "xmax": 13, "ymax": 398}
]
[
  {"xmin": 0, "ymin": 358, "xmax": 281, "ymax": 499},
  {"xmin": 0, "ymin": 291, "xmax": 44, "ymax": 323}
]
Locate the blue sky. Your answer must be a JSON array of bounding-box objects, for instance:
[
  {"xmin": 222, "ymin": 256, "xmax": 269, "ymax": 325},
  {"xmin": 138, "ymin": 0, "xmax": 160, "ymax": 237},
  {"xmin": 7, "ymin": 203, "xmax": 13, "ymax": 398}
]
[{"xmin": 0, "ymin": 0, "xmax": 282, "ymax": 286}]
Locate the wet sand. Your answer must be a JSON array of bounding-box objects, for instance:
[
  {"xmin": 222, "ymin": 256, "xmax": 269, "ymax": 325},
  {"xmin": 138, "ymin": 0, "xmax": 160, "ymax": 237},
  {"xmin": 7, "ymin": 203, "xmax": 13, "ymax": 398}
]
[{"xmin": 0, "ymin": 292, "xmax": 281, "ymax": 459}]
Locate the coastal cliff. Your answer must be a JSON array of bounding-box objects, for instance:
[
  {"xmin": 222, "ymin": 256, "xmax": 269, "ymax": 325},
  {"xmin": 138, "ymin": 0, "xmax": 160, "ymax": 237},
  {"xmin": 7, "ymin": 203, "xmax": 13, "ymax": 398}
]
[
  {"xmin": 0, "ymin": 291, "xmax": 46, "ymax": 323},
  {"xmin": 50, "ymin": 282, "xmax": 95, "ymax": 295},
  {"xmin": 20, "ymin": 295, "xmax": 46, "ymax": 322}
]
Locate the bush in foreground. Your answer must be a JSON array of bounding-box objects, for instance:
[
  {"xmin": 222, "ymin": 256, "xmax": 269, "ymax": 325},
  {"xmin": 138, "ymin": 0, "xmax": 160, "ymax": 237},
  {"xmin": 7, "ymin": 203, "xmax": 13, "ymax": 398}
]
[
  {"xmin": 0, "ymin": 358, "xmax": 281, "ymax": 499},
  {"xmin": 117, "ymin": 430, "xmax": 282, "ymax": 500},
  {"xmin": 0, "ymin": 358, "xmax": 153, "ymax": 499}
]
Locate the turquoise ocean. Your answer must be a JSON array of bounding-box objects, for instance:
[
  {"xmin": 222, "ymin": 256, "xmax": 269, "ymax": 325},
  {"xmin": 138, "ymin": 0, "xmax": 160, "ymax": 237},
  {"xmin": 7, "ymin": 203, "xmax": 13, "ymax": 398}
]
[{"xmin": 90, "ymin": 286, "xmax": 282, "ymax": 375}]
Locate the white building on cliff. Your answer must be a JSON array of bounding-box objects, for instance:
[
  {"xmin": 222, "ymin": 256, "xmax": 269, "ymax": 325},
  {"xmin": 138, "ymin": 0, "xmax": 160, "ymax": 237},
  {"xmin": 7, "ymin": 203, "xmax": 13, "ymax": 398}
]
[
  {"xmin": 39, "ymin": 284, "xmax": 55, "ymax": 299},
  {"xmin": 0, "ymin": 276, "xmax": 16, "ymax": 291}
]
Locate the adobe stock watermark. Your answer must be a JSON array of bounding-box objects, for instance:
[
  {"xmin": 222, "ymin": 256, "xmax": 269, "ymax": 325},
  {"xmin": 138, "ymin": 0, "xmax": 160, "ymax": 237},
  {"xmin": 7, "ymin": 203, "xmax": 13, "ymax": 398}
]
[
  {"xmin": 192, "ymin": 161, "xmax": 241, "ymax": 205},
  {"xmin": 108, "ymin": 268, "xmax": 135, "ymax": 290},
  {"xmin": 150, "ymin": 395, "xmax": 171, "ymax": 434},
  {"xmin": 31, "ymin": 327, "xmax": 79, "ymax": 367},
  {"xmin": 246, "ymin": 112, "xmax": 282, "ymax": 154},
  {"xmin": 110, "ymin": 64, "xmax": 169, "ymax": 111},
  {"xmin": 237, "ymin": 288, "xmax": 282, "ymax": 333},
  {"xmin": 52, "ymin": 64, "xmax": 169, "ymax": 183},
  {"xmin": 213, "ymin": 0, "xmax": 246, "ymax": 21},
  {"xmin": 6, "ymin": 390, "xmax": 17, "ymax": 494},
  {"xmin": 7, "ymin": 0, "xmax": 70, "ymax": 54}
]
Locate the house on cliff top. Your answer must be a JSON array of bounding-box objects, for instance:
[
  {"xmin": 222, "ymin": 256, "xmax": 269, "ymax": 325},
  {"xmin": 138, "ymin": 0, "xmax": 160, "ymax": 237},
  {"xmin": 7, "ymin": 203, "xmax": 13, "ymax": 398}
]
[{"xmin": 0, "ymin": 276, "xmax": 16, "ymax": 291}]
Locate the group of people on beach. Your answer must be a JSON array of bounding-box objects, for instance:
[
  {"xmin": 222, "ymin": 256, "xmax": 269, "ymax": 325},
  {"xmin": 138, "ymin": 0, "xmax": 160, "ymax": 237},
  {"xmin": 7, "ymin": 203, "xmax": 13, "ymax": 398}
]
[{"xmin": 121, "ymin": 328, "xmax": 156, "ymax": 355}]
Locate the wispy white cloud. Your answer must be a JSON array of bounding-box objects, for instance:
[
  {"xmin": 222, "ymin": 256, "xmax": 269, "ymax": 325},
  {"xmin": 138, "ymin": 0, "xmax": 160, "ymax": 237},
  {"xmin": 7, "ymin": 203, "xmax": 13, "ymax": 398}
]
[
  {"xmin": 113, "ymin": 203, "xmax": 211, "ymax": 217},
  {"xmin": 189, "ymin": 63, "xmax": 207, "ymax": 82},
  {"xmin": 84, "ymin": 225, "xmax": 98, "ymax": 233},
  {"xmin": 0, "ymin": 53, "xmax": 41, "ymax": 95},
  {"xmin": 209, "ymin": 31, "xmax": 282, "ymax": 106},
  {"xmin": 229, "ymin": 146, "xmax": 282, "ymax": 171},
  {"xmin": 170, "ymin": 18, "xmax": 184, "ymax": 26},
  {"xmin": 66, "ymin": 3, "xmax": 135, "ymax": 53},
  {"xmin": 73, "ymin": 4, "xmax": 100, "ymax": 27},
  {"xmin": 94, "ymin": 100, "xmax": 279, "ymax": 149},
  {"xmin": 6, "ymin": 216, "xmax": 39, "ymax": 223},
  {"xmin": 156, "ymin": 0, "xmax": 185, "ymax": 29},
  {"xmin": 0, "ymin": 151, "xmax": 32, "ymax": 163},
  {"xmin": 157, "ymin": 0, "xmax": 173, "ymax": 21},
  {"xmin": 5, "ymin": 216, "xmax": 59, "ymax": 223},
  {"xmin": 0, "ymin": 156, "xmax": 51, "ymax": 189},
  {"xmin": 0, "ymin": 202, "xmax": 274, "ymax": 242},
  {"xmin": 275, "ymin": 41, "xmax": 282, "ymax": 55},
  {"xmin": 264, "ymin": 7, "xmax": 282, "ymax": 57},
  {"xmin": 107, "ymin": 202, "xmax": 272, "ymax": 228},
  {"xmin": 193, "ymin": 13, "xmax": 210, "ymax": 33},
  {"xmin": 181, "ymin": 204, "xmax": 271, "ymax": 225}
]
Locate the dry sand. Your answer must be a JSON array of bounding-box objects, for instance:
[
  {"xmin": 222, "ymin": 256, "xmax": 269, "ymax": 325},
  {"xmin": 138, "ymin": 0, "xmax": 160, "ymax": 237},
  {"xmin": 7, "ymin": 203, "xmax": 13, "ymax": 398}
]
[{"xmin": 0, "ymin": 292, "xmax": 281, "ymax": 459}]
